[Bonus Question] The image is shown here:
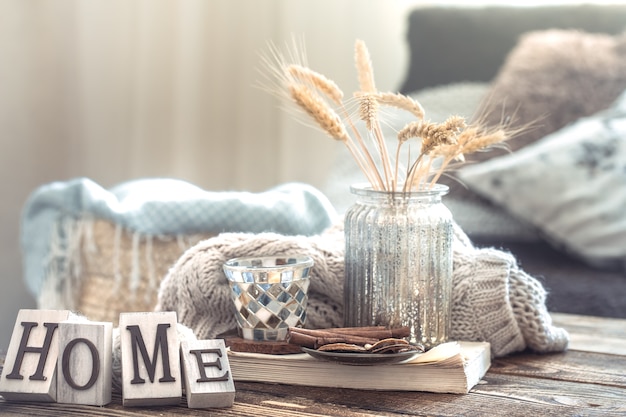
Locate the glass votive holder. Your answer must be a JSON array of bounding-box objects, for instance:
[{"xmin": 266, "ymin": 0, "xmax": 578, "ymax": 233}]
[{"xmin": 222, "ymin": 255, "xmax": 313, "ymax": 342}]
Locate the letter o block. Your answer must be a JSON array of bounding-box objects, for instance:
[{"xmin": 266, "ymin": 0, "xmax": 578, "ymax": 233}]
[{"xmin": 57, "ymin": 321, "xmax": 112, "ymax": 406}]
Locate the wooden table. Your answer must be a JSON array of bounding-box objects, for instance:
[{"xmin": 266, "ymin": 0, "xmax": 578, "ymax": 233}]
[{"xmin": 1, "ymin": 313, "xmax": 625, "ymax": 416}]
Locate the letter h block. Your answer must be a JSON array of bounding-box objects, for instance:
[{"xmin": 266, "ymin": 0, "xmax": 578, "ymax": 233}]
[
  {"xmin": 0, "ymin": 309, "xmax": 71, "ymax": 402},
  {"xmin": 180, "ymin": 339, "xmax": 235, "ymax": 408},
  {"xmin": 57, "ymin": 320, "xmax": 113, "ymax": 406},
  {"xmin": 119, "ymin": 312, "xmax": 182, "ymax": 407}
]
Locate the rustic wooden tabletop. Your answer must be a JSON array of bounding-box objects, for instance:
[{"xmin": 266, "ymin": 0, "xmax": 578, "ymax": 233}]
[{"xmin": 1, "ymin": 313, "xmax": 625, "ymax": 417}]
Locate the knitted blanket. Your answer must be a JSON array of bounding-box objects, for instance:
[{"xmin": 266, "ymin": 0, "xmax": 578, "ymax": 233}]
[{"xmin": 156, "ymin": 222, "xmax": 569, "ymax": 358}]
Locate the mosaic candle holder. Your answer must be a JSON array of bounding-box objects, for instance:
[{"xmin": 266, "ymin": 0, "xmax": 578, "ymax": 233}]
[{"xmin": 222, "ymin": 256, "xmax": 313, "ymax": 341}]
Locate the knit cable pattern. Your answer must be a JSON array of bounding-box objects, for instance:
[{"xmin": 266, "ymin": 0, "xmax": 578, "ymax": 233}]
[
  {"xmin": 155, "ymin": 224, "xmax": 346, "ymax": 339},
  {"xmin": 156, "ymin": 222, "xmax": 568, "ymax": 358}
]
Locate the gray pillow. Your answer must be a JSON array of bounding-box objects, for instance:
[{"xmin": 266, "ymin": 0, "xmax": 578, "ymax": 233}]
[
  {"xmin": 459, "ymin": 90, "xmax": 626, "ymax": 270},
  {"xmin": 476, "ymin": 29, "xmax": 626, "ymax": 163}
]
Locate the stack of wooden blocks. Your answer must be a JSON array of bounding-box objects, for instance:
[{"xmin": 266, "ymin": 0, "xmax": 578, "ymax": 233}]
[{"xmin": 0, "ymin": 309, "xmax": 236, "ymax": 409}]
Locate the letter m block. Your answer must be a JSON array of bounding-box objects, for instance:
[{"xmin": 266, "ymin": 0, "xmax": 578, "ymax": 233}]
[
  {"xmin": 0, "ymin": 309, "xmax": 71, "ymax": 402},
  {"xmin": 119, "ymin": 312, "xmax": 182, "ymax": 407}
]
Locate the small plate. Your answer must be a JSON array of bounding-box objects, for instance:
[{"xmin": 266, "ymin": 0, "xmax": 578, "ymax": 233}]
[{"xmin": 301, "ymin": 347, "xmax": 421, "ymax": 365}]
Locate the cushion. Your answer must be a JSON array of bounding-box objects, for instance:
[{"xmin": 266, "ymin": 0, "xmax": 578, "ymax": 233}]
[
  {"xmin": 458, "ymin": 89, "xmax": 626, "ymax": 271},
  {"xmin": 400, "ymin": 5, "xmax": 626, "ymax": 93},
  {"xmin": 475, "ymin": 29, "xmax": 626, "ymax": 164},
  {"xmin": 444, "ymin": 29, "xmax": 626, "ymax": 245}
]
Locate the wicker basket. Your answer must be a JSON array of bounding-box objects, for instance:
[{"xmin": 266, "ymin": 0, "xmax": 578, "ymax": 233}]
[{"xmin": 74, "ymin": 219, "xmax": 213, "ymax": 325}]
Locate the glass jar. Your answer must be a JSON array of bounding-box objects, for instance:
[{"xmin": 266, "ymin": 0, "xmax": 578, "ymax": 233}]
[{"xmin": 343, "ymin": 183, "xmax": 453, "ymax": 348}]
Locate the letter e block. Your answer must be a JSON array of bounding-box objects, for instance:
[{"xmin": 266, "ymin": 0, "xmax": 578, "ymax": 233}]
[
  {"xmin": 180, "ymin": 339, "xmax": 235, "ymax": 409},
  {"xmin": 57, "ymin": 320, "xmax": 112, "ymax": 406},
  {"xmin": 0, "ymin": 309, "xmax": 71, "ymax": 402},
  {"xmin": 119, "ymin": 312, "xmax": 182, "ymax": 406}
]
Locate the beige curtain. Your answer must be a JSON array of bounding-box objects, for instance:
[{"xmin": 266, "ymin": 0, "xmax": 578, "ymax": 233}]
[
  {"xmin": 2, "ymin": 0, "xmax": 408, "ymax": 191},
  {"xmin": 0, "ymin": 0, "xmax": 408, "ymax": 349}
]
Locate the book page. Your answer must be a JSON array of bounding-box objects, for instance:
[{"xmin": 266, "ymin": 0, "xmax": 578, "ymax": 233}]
[{"xmin": 405, "ymin": 341, "xmax": 461, "ymax": 364}]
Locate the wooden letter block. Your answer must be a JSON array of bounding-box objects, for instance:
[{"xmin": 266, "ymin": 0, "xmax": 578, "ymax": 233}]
[
  {"xmin": 57, "ymin": 320, "xmax": 112, "ymax": 406},
  {"xmin": 119, "ymin": 311, "xmax": 182, "ymax": 407},
  {"xmin": 180, "ymin": 339, "xmax": 235, "ymax": 409},
  {"xmin": 0, "ymin": 309, "xmax": 71, "ymax": 402}
]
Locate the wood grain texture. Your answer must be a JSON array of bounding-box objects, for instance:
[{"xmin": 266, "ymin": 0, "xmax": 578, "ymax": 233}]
[
  {"xmin": 57, "ymin": 321, "xmax": 112, "ymax": 406},
  {"xmin": 2, "ymin": 378, "xmax": 624, "ymax": 417},
  {"xmin": 490, "ymin": 350, "xmax": 626, "ymax": 388},
  {"xmin": 551, "ymin": 312, "xmax": 626, "ymax": 355},
  {"xmin": 118, "ymin": 312, "xmax": 182, "ymax": 407},
  {"xmin": 1, "ymin": 313, "xmax": 625, "ymax": 416},
  {"xmin": 180, "ymin": 340, "xmax": 235, "ymax": 409},
  {"xmin": 0, "ymin": 310, "xmax": 71, "ymax": 402}
]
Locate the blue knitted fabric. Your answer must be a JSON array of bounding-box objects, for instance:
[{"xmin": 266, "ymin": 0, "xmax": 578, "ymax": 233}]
[{"xmin": 21, "ymin": 177, "xmax": 338, "ymax": 299}]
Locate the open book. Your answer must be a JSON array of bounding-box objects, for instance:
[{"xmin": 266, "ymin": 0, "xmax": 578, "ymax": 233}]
[{"xmin": 227, "ymin": 341, "xmax": 490, "ymax": 394}]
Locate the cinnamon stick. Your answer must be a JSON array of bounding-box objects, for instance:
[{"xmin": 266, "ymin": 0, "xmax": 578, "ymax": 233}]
[
  {"xmin": 288, "ymin": 332, "xmax": 379, "ymax": 349},
  {"xmin": 287, "ymin": 326, "xmax": 410, "ymax": 349},
  {"xmin": 321, "ymin": 326, "xmax": 410, "ymax": 339},
  {"xmin": 290, "ymin": 326, "xmax": 409, "ymax": 339}
]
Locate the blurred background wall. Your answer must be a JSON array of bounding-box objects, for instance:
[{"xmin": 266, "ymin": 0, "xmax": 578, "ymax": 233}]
[{"xmin": 0, "ymin": 0, "xmax": 408, "ymax": 351}]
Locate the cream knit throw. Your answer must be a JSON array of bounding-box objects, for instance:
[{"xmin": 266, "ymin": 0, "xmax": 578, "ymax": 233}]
[{"xmin": 155, "ymin": 222, "xmax": 568, "ymax": 358}]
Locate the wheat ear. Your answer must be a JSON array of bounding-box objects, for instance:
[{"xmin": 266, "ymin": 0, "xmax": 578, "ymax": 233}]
[
  {"xmin": 289, "ymin": 83, "xmax": 348, "ymax": 141},
  {"xmin": 289, "ymin": 83, "xmax": 382, "ymax": 188},
  {"xmin": 427, "ymin": 127, "xmax": 508, "ymax": 188},
  {"xmin": 357, "ymin": 92, "xmax": 379, "ymax": 131},
  {"xmin": 354, "ymin": 40, "xmax": 393, "ymax": 189},
  {"xmin": 286, "ymin": 64, "xmax": 344, "ymax": 106},
  {"xmin": 362, "ymin": 96, "xmax": 395, "ymax": 190},
  {"xmin": 400, "ymin": 116, "xmax": 465, "ymax": 191},
  {"xmin": 354, "ymin": 39, "xmax": 376, "ymax": 93},
  {"xmin": 458, "ymin": 129, "xmax": 508, "ymax": 154},
  {"xmin": 376, "ymin": 92, "xmax": 425, "ymax": 120}
]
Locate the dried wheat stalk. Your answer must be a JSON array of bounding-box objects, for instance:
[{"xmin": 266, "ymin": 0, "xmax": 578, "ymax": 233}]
[
  {"xmin": 261, "ymin": 38, "xmax": 517, "ymax": 192},
  {"xmin": 287, "ymin": 64, "xmax": 344, "ymax": 106}
]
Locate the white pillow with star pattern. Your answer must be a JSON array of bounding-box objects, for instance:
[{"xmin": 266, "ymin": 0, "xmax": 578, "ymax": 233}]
[{"xmin": 458, "ymin": 89, "xmax": 626, "ymax": 271}]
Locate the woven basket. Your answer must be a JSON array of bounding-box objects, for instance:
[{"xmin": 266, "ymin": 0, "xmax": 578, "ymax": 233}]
[{"xmin": 75, "ymin": 219, "xmax": 213, "ymax": 325}]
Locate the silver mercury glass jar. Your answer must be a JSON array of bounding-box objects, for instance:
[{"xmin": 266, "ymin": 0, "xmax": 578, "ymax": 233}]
[{"xmin": 343, "ymin": 183, "xmax": 453, "ymax": 349}]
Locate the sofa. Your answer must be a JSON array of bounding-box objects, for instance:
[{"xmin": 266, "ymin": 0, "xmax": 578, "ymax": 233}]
[{"xmin": 383, "ymin": 5, "xmax": 626, "ymax": 318}]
